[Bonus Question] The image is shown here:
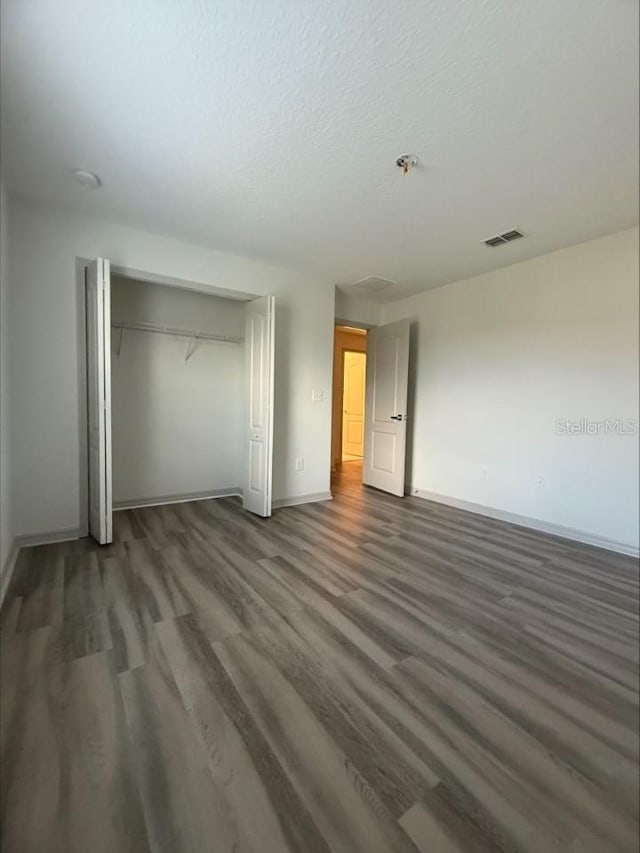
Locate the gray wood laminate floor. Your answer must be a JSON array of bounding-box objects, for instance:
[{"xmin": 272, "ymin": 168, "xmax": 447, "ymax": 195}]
[{"xmin": 1, "ymin": 460, "xmax": 639, "ymax": 852}]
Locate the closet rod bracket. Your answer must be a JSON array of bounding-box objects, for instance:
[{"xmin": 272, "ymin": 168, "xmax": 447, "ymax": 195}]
[
  {"xmin": 185, "ymin": 333, "xmax": 200, "ymax": 362},
  {"xmin": 116, "ymin": 325, "xmax": 125, "ymax": 358}
]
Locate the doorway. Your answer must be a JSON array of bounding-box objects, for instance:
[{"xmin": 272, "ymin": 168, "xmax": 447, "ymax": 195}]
[
  {"xmin": 341, "ymin": 350, "xmax": 366, "ymax": 461},
  {"xmin": 331, "ymin": 325, "xmax": 367, "ymax": 472},
  {"xmin": 331, "ymin": 318, "xmax": 411, "ymax": 498}
]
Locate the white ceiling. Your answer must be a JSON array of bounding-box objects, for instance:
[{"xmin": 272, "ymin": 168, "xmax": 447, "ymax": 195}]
[{"xmin": 1, "ymin": 0, "xmax": 638, "ymax": 301}]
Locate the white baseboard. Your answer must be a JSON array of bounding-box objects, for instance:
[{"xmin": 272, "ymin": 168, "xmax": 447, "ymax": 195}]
[
  {"xmin": 118, "ymin": 488, "xmax": 332, "ymax": 513},
  {"xmin": 114, "ymin": 488, "xmax": 242, "ymax": 511},
  {"xmin": 406, "ymin": 487, "xmax": 639, "ymax": 558},
  {"xmin": 0, "ymin": 526, "xmax": 83, "ymax": 609},
  {"xmin": 13, "ymin": 527, "xmax": 84, "ymax": 548},
  {"xmin": 272, "ymin": 491, "xmax": 333, "ymax": 510}
]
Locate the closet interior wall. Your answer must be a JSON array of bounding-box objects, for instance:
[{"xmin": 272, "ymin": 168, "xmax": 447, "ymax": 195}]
[{"xmin": 110, "ymin": 276, "xmax": 245, "ymax": 507}]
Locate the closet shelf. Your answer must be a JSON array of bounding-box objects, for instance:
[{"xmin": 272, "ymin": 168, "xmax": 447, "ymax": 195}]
[{"xmin": 111, "ymin": 320, "xmax": 244, "ymax": 361}]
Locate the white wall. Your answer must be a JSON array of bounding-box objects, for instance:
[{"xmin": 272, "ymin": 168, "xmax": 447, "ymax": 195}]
[
  {"xmin": 8, "ymin": 198, "xmax": 334, "ymax": 538},
  {"xmin": 382, "ymin": 228, "xmax": 640, "ymax": 550},
  {"xmin": 111, "ymin": 277, "xmax": 244, "ymax": 505},
  {"xmin": 335, "ymin": 290, "xmax": 381, "ymax": 328},
  {"xmin": 0, "ymin": 183, "xmax": 13, "ymax": 579}
]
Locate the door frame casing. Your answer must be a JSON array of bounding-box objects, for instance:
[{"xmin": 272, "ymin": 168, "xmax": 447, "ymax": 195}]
[{"xmin": 85, "ymin": 258, "xmax": 113, "ymax": 544}]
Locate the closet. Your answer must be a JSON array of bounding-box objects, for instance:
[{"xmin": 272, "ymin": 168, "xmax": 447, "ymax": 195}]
[{"xmin": 85, "ymin": 258, "xmax": 274, "ymax": 545}]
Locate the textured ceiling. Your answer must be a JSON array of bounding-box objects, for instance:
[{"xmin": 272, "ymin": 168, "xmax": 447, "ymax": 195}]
[{"xmin": 1, "ymin": 0, "xmax": 638, "ymax": 300}]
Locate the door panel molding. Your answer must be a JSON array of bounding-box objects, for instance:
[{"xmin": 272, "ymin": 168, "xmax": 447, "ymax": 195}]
[{"xmin": 243, "ymin": 296, "xmax": 275, "ymax": 516}]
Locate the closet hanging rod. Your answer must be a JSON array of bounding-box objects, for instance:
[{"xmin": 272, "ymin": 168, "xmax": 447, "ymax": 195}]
[{"xmin": 111, "ymin": 320, "xmax": 244, "ymax": 345}]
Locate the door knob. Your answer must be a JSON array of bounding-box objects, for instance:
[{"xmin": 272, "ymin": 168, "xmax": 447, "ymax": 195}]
[{"xmin": 390, "ymin": 414, "xmax": 403, "ymax": 421}]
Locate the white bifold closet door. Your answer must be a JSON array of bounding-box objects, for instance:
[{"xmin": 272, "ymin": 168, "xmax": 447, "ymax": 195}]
[
  {"xmin": 86, "ymin": 258, "xmax": 275, "ymax": 536},
  {"xmin": 363, "ymin": 319, "xmax": 410, "ymax": 498},
  {"xmin": 243, "ymin": 295, "xmax": 275, "ymax": 517},
  {"xmin": 86, "ymin": 257, "xmax": 113, "ymax": 544}
]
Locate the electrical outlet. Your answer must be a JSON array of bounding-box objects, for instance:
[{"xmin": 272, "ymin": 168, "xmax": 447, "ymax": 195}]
[
  {"xmin": 311, "ymin": 389, "xmax": 324, "ymax": 402},
  {"xmin": 295, "ymin": 457, "xmax": 304, "ymax": 472}
]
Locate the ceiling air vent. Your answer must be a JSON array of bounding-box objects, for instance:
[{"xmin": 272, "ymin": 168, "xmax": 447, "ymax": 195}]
[
  {"xmin": 484, "ymin": 229, "xmax": 525, "ymax": 247},
  {"xmin": 350, "ymin": 275, "xmax": 397, "ymax": 293}
]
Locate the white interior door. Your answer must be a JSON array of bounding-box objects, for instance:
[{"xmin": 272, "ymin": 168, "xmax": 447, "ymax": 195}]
[
  {"xmin": 342, "ymin": 351, "xmax": 366, "ymax": 458},
  {"xmin": 363, "ymin": 319, "xmax": 410, "ymax": 497},
  {"xmin": 86, "ymin": 258, "xmax": 113, "ymax": 544},
  {"xmin": 243, "ymin": 295, "xmax": 275, "ymax": 516}
]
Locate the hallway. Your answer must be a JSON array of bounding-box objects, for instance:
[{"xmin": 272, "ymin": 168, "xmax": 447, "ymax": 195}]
[{"xmin": 1, "ymin": 472, "xmax": 638, "ymax": 852}]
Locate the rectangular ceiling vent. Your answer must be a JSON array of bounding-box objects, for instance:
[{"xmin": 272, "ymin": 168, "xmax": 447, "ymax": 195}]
[
  {"xmin": 350, "ymin": 275, "xmax": 397, "ymax": 293},
  {"xmin": 484, "ymin": 229, "xmax": 525, "ymax": 247}
]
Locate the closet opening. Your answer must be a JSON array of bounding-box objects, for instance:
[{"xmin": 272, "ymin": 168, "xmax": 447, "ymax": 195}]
[{"xmin": 79, "ymin": 258, "xmax": 275, "ymax": 545}]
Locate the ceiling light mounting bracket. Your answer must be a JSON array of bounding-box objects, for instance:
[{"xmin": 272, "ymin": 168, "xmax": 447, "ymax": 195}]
[{"xmin": 396, "ymin": 154, "xmax": 418, "ymax": 175}]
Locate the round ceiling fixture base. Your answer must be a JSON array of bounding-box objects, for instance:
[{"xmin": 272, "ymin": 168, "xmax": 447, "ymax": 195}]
[{"xmin": 71, "ymin": 169, "xmax": 102, "ymax": 188}]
